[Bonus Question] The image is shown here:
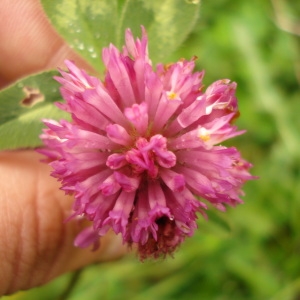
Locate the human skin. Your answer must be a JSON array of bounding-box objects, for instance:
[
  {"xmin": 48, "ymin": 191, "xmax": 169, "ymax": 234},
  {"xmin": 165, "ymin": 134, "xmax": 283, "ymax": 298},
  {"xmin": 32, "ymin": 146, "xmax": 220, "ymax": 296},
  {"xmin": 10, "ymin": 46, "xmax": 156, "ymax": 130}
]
[{"xmin": 0, "ymin": 0, "xmax": 124, "ymax": 295}]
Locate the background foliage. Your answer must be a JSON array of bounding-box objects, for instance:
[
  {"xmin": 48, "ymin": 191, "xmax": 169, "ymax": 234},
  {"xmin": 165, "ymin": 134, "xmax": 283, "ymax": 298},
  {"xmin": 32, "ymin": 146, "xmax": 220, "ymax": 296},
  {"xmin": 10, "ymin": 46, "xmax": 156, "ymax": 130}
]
[{"xmin": 3, "ymin": 0, "xmax": 300, "ymax": 299}]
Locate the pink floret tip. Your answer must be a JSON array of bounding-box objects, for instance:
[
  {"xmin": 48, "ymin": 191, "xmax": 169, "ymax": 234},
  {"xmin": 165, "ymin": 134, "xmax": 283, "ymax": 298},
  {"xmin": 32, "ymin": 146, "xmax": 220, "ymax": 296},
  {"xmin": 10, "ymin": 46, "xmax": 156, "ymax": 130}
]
[{"xmin": 39, "ymin": 26, "xmax": 255, "ymax": 260}]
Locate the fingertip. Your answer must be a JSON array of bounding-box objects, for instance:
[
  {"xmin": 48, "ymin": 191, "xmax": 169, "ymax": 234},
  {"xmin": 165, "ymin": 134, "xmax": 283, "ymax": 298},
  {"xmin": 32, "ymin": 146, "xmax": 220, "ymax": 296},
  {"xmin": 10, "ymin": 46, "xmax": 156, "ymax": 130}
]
[{"xmin": 0, "ymin": 0, "xmax": 92, "ymax": 88}]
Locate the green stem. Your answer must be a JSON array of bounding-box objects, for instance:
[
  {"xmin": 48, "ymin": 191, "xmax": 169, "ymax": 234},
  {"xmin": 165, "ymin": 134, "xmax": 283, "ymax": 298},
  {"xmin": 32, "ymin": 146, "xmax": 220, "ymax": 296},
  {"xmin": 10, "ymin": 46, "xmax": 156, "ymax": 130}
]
[{"xmin": 58, "ymin": 269, "xmax": 83, "ymax": 300}]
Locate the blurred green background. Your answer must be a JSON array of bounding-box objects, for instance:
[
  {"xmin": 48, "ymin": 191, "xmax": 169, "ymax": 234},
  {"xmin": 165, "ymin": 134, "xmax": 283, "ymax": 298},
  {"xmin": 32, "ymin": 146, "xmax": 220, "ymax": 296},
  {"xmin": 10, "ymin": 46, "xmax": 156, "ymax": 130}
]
[{"xmin": 5, "ymin": 0, "xmax": 300, "ymax": 299}]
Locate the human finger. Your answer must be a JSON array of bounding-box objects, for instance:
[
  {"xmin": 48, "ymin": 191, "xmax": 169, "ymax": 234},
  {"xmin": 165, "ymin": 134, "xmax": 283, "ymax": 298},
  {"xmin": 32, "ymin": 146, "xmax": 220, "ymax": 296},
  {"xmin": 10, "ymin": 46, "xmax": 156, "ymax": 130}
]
[
  {"xmin": 0, "ymin": 151, "xmax": 125, "ymax": 295},
  {"xmin": 0, "ymin": 0, "xmax": 90, "ymax": 88}
]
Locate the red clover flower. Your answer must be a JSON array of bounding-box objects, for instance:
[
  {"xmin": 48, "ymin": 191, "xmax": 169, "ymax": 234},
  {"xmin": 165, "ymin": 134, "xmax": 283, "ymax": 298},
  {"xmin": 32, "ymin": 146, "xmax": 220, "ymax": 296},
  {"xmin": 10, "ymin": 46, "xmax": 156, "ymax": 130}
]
[{"xmin": 40, "ymin": 27, "xmax": 255, "ymax": 259}]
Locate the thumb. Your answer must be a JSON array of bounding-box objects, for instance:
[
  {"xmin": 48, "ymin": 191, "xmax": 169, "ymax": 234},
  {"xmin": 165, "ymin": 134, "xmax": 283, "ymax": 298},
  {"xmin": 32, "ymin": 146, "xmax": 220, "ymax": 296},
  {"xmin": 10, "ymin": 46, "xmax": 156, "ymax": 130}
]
[{"xmin": 0, "ymin": 151, "xmax": 125, "ymax": 296}]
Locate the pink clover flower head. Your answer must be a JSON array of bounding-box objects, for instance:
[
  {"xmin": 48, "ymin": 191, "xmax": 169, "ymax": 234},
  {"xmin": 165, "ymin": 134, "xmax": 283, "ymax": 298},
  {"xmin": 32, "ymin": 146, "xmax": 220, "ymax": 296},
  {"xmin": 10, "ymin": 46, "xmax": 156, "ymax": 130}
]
[{"xmin": 40, "ymin": 27, "xmax": 255, "ymax": 260}]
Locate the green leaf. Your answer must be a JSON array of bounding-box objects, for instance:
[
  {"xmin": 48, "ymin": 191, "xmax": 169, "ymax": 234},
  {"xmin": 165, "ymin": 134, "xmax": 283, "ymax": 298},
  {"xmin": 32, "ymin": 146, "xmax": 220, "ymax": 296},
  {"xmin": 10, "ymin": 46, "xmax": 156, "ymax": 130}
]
[
  {"xmin": 40, "ymin": 0, "xmax": 200, "ymax": 71},
  {"xmin": 40, "ymin": 0, "xmax": 119, "ymax": 73},
  {"xmin": 117, "ymin": 0, "xmax": 201, "ymax": 64},
  {"xmin": 0, "ymin": 71, "xmax": 68, "ymax": 150}
]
